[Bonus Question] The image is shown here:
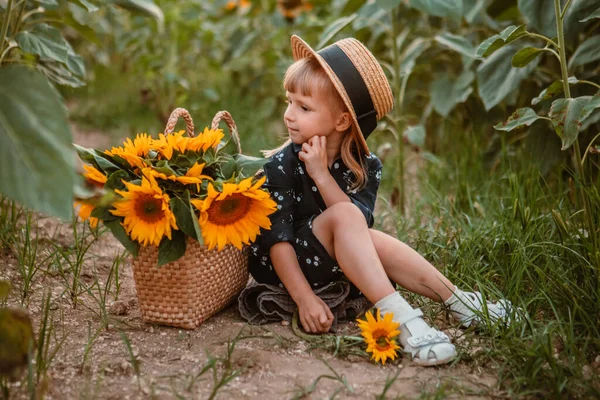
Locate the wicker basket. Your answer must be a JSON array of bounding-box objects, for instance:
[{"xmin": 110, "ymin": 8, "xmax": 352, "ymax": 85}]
[{"xmin": 131, "ymin": 108, "xmax": 249, "ymax": 329}]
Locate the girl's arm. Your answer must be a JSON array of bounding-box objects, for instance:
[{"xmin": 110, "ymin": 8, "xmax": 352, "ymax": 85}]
[
  {"xmin": 270, "ymin": 241, "xmax": 334, "ymax": 333},
  {"xmin": 313, "ymin": 173, "xmax": 351, "ymax": 208}
]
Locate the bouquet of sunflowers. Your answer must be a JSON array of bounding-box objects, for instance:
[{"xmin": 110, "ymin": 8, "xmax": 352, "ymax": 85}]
[{"xmin": 73, "ymin": 109, "xmax": 277, "ymax": 266}]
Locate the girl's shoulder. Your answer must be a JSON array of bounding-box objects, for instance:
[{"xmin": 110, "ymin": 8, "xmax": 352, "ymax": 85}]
[{"xmin": 363, "ymin": 152, "xmax": 383, "ymax": 170}]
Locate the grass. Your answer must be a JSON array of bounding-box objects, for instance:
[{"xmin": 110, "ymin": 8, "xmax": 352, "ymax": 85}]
[{"xmin": 383, "ymin": 125, "xmax": 600, "ymax": 398}]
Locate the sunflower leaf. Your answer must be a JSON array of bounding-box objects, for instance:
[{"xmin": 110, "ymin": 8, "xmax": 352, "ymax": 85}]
[
  {"xmin": 91, "ymin": 204, "xmax": 118, "ymax": 222},
  {"xmin": 234, "ymin": 154, "xmax": 268, "ymax": 179},
  {"xmin": 105, "ymin": 220, "xmax": 139, "ymax": 257},
  {"xmin": 170, "ymin": 193, "xmax": 199, "ymax": 241},
  {"xmin": 157, "ymin": 230, "xmax": 186, "ymax": 266},
  {"xmin": 104, "ymin": 170, "xmax": 129, "ymax": 191}
]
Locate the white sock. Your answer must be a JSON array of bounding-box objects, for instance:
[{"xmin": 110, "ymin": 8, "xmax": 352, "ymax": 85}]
[{"xmin": 375, "ymin": 291, "xmax": 430, "ymax": 345}]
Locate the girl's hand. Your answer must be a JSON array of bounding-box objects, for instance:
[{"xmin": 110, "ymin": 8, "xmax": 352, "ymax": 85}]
[
  {"xmin": 297, "ymin": 292, "xmax": 334, "ymax": 333},
  {"xmin": 298, "ymin": 136, "xmax": 328, "ymax": 182}
]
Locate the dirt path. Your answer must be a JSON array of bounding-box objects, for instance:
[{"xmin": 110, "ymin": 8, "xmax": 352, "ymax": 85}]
[{"xmin": 1, "ymin": 127, "xmax": 501, "ymax": 399}]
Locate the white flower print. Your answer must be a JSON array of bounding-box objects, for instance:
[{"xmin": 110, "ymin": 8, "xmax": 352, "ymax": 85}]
[
  {"xmin": 312, "ymin": 186, "xmax": 317, "ymax": 192},
  {"xmin": 306, "ymin": 258, "xmax": 312, "ymax": 265},
  {"xmin": 334, "ymin": 162, "xmax": 339, "ymax": 169}
]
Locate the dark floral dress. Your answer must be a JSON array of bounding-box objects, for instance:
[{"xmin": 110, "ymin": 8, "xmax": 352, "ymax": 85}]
[{"xmin": 248, "ymin": 142, "xmax": 383, "ymax": 292}]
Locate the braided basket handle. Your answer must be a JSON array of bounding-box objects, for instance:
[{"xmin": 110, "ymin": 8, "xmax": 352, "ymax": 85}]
[
  {"xmin": 165, "ymin": 108, "xmax": 195, "ymax": 137},
  {"xmin": 211, "ymin": 110, "xmax": 242, "ymax": 153}
]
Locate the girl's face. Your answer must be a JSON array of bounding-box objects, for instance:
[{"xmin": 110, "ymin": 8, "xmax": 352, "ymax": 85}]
[{"xmin": 283, "ymin": 88, "xmax": 347, "ymax": 145}]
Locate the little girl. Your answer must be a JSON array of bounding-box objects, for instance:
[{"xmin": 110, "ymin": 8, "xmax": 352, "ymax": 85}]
[{"xmin": 248, "ymin": 35, "xmax": 513, "ymax": 366}]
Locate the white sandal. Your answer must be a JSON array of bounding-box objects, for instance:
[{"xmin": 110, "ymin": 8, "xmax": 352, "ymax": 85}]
[
  {"xmin": 400, "ymin": 309, "xmax": 457, "ymax": 367},
  {"xmin": 449, "ymin": 291, "xmax": 516, "ymax": 328}
]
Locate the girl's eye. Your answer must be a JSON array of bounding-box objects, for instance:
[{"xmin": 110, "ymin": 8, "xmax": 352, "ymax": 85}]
[{"xmin": 301, "ymin": 106, "xmax": 309, "ymax": 111}]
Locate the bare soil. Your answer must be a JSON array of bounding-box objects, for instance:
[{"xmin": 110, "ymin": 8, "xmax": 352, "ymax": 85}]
[{"xmin": 0, "ymin": 126, "xmax": 503, "ymax": 399}]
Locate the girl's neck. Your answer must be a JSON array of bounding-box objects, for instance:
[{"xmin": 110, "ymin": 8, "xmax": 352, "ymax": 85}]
[{"xmin": 326, "ymin": 131, "xmax": 344, "ymax": 168}]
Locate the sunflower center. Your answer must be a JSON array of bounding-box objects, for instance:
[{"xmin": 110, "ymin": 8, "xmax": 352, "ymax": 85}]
[
  {"xmin": 373, "ymin": 329, "xmax": 394, "ymax": 351},
  {"xmin": 134, "ymin": 194, "xmax": 165, "ymax": 223},
  {"xmin": 207, "ymin": 194, "xmax": 251, "ymax": 225}
]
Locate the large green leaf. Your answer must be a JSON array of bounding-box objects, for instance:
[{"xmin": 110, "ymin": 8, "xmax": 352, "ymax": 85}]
[
  {"xmin": 404, "ymin": 125, "xmax": 425, "ymax": 148},
  {"xmin": 157, "ymin": 230, "xmax": 186, "ymax": 266},
  {"xmin": 105, "ymin": 220, "xmax": 139, "ymax": 256},
  {"xmin": 408, "ymin": 0, "xmax": 463, "ymax": 20},
  {"xmin": 400, "ymin": 38, "xmax": 430, "ymax": 75},
  {"xmin": 430, "ymin": 70, "xmax": 474, "ymax": 117},
  {"xmin": 568, "ymin": 35, "xmax": 600, "ymax": 68},
  {"xmin": 170, "ymin": 192, "xmax": 202, "ymax": 243},
  {"xmin": 110, "ymin": 0, "xmax": 164, "ymax": 30},
  {"xmin": 581, "ymin": 93, "xmax": 600, "ymax": 121},
  {"xmin": 494, "ymin": 108, "xmax": 541, "ymax": 131},
  {"xmin": 435, "ymin": 33, "xmax": 475, "ymax": 58},
  {"xmin": 317, "ymin": 15, "xmax": 356, "ymax": 49},
  {"xmin": 477, "ymin": 44, "xmax": 539, "ymax": 110},
  {"xmin": 476, "ymin": 25, "xmax": 527, "ymax": 58},
  {"xmin": 0, "ymin": 65, "xmax": 74, "ymax": 219},
  {"xmin": 532, "ymin": 77, "xmax": 578, "ymax": 105},
  {"xmin": 15, "ymin": 24, "xmax": 69, "ymax": 64},
  {"xmin": 580, "ymin": 5, "xmax": 600, "ymax": 21},
  {"xmin": 518, "ymin": 0, "xmax": 556, "ymax": 37},
  {"xmin": 235, "ymin": 154, "xmax": 268, "ymax": 179},
  {"xmin": 548, "ymin": 96, "xmax": 592, "ymax": 150},
  {"xmin": 564, "ymin": 0, "xmax": 600, "ymax": 39},
  {"xmin": 512, "ymin": 47, "xmax": 545, "ymax": 67}
]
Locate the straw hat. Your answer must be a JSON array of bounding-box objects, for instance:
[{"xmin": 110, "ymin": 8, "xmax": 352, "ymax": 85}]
[{"xmin": 291, "ymin": 35, "xmax": 394, "ymax": 155}]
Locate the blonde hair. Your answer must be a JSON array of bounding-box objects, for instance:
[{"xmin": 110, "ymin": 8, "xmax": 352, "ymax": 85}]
[{"xmin": 264, "ymin": 57, "xmax": 368, "ymax": 191}]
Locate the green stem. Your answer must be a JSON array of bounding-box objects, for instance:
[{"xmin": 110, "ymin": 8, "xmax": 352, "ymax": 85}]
[
  {"xmin": 561, "ymin": 0, "xmax": 573, "ymax": 19},
  {"xmin": 581, "ymin": 132, "xmax": 600, "ymax": 165},
  {"xmin": 0, "ymin": 0, "xmax": 14, "ymax": 65},
  {"xmin": 578, "ymin": 80, "xmax": 600, "ymax": 91},
  {"xmin": 391, "ymin": 7, "xmax": 405, "ymax": 216},
  {"xmin": 554, "ymin": 0, "xmax": 598, "ymax": 252},
  {"xmin": 527, "ymin": 32, "xmax": 559, "ymax": 49}
]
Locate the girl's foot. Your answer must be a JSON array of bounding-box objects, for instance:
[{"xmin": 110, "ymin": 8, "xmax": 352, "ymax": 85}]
[
  {"xmin": 398, "ymin": 309, "xmax": 456, "ymax": 367},
  {"xmin": 446, "ymin": 289, "xmax": 516, "ymax": 328}
]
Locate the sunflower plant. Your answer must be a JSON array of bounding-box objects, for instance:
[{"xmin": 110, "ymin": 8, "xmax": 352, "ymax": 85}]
[
  {"xmin": 357, "ymin": 310, "xmax": 401, "ymax": 365},
  {"xmin": 73, "ymin": 124, "xmax": 277, "ymax": 265}
]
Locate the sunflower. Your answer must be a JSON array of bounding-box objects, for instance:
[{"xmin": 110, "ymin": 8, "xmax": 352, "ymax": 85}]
[
  {"xmin": 105, "ymin": 146, "xmax": 146, "ymax": 170},
  {"xmin": 82, "ymin": 164, "xmax": 107, "ymax": 188},
  {"xmin": 357, "ymin": 309, "xmax": 401, "ymax": 365},
  {"xmin": 277, "ymin": 0, "xmax": 312, "ymax": 21},
  {"xmin": 151, "ymin": 130, "xmax": 188, "ymax": 160},
  {"xmin": 123, "ymin": 133, "xmax": 153, "ymax": 157},
  {"xmin": 224, "ymin": 0, "xmax": 251, "ymax": 12},
  {"xmin": 190, "ymin": 176, "xmax": 277, "ymax": 251},
  {"xmin": 186, "ymin": 128, "xmax": 224, "ymax": 153},
  {"xmin": 110, "ymin": 175, "xmax": 178, "ymax": 247},
  {"xmin": 74, "ymin": 201, "xmax": 99, "ymax": 228}
]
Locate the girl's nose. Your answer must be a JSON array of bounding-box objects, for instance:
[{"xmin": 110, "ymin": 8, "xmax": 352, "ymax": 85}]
[{"xmin": 284, "ymin": 107, "xmax": 294, "ymax": 123}]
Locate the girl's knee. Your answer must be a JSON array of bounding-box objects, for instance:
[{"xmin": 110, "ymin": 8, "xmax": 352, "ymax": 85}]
[{"xmin": 322, "ymin": 202, "xmax": 365, "ymax": 227}]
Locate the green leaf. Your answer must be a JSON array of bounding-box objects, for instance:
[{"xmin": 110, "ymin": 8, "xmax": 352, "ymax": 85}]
[
  {"xmin": 15, "ymin": 24, "xmax": 69, "ymax": 64},
  {"xmin": 373, "ymin": 0, "xmax": 402, "ymax": 10},
  {"xmin": 104, "ymin": 170, "xmax": 129, "ymax": 191},
  {"xmin": 0, "ymin": 65, "xmax": 74, "ymax": 219},
  {"xmin": 477, "ymin": 44, "xmax": 539, "ymax": 110},
  {"xmin": 153, "ymin": 160, "xmax": 176, "ymax": 176},
  {"xmin": 580, "ymin": 5, "xmax": 600, "ymax": 21},
  {"xmin": 581, "ymin": 93, "xmax": 600, "ymax": 121},
  {"xmin": 109, "ymin": 0, "xmax": 164, "ymax": 31},
  {"xmin": 36, "ymin": 0, "xmax": 58, "ymax": 5},
  {"xmin": 234, "ymin": 154, "xmax": 269, "ymax": 179},
  {"xmin": 494, "ymin": 108, "xmax": 541, "ymax": 131},
  {"xmin": 568, "ymin": 35, "xmax": 600, "ymax": 68},
  {"xmin": 434, "ymin": 33, "xmax": 475, "ymax": 58},
  {"xmin": 317, "ymin": 15, "xmax": 357, "ymax": 49},
  {"xmin": 400, "ymin": 38, "xmax": 430, "ymax": 75},
  {"xmin": 37, "ymin": 61, "xmax": 85, "ymax": 88},
  {"xmin": 157, "ymin": 230, "xmax": 186, "ymax": 266},
  {"xmin": 170, "ymin": 194, "xmax": 201, "ymax": 241},
  {"xmin": 532, "ymin": 77, "xmax": 579, "ymax": 105},
  {"xmin": 549, "ymin": 96, "xmax": 592, "ymax": 150},
  {"xmin": 72, "ymin": 0, "xmax": 99, "ymax": 12},
  {"xmin": 475, "ymin": 25, "xmax": 527, "ymax": 58},
  {"xmin": 74, "ymin": 144, "xmax": 122, "ymax": 173},
  {"xmin": 408, "ymin": 0, "xmax": 464, "ymax": 20},
  {"xmin": 518, "ymin": 0, "xmax": 556, "ymax": 37},
  {"xmin": 404, "ymin": 125, "xmax": 425, "ymax": 148},
  {"xmin": 220, "ymin": 155, "xmax": 237, "ymax": 179},
  {"xmin": 430, "ymin": 70, "xmax": 474, "ymax": 117},
  {"xmin": 105, "ymin": 220, "xmax": 139, "ymax": 257},
  {"xmin": 511, "ymin": 47, "xmax": 544, "ymax": 67}
]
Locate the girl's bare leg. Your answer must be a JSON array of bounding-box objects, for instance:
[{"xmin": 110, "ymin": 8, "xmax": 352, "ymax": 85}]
[
  {"xmin": 311, "ymin": 203, "xmax": 395, "ymax": 303},
  {"xmin": 369, "ymin": 229, "xmax": 454, "ymax": 302}
]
